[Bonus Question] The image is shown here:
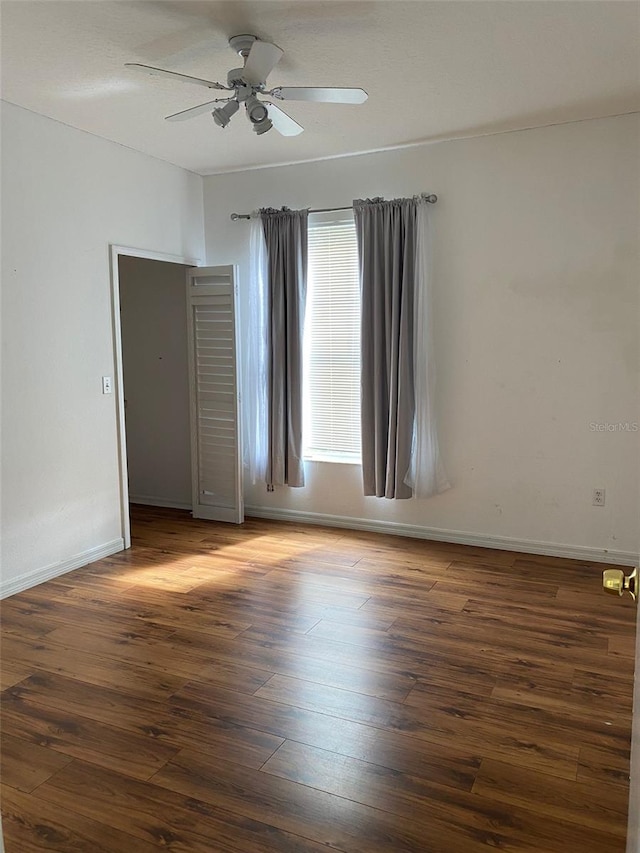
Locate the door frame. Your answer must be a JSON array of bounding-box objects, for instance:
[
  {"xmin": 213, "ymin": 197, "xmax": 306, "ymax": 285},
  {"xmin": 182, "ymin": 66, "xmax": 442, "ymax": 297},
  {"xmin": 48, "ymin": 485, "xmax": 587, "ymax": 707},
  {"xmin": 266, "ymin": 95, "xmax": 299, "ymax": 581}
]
[
  {"xmin": 629, "ymin": 600, "xmax": 640, "ymax": 853},
  {"xmin": 109, "ymin": 244, "xmax": 201, "ymax": 548}
]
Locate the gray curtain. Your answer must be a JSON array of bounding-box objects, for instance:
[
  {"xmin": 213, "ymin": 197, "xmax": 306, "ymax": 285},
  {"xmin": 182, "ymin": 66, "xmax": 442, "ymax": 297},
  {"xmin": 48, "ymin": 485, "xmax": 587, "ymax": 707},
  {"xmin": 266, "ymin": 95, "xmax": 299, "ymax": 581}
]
[
  {"xmin": 354, "ymin": 197, "xmax": 418, "ymax": 499},
  {"xmin": 260, "ymin": 207, "xmax": 308, "ymax": 489}
]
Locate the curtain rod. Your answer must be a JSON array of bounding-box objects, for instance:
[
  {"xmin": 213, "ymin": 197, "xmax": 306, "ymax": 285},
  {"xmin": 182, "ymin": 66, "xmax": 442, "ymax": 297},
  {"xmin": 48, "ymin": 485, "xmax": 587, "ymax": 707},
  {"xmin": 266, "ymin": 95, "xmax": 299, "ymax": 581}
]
[{"xmin": 230, "ymin": 193, "xmax": 438, "ymax": 221}]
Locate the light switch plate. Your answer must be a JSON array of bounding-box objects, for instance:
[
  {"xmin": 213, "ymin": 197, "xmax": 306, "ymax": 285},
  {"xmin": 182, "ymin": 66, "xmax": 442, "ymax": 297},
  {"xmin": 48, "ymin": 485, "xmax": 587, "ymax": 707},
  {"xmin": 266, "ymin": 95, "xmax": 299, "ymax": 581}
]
[{"xmin": 102, "ymin": 376, "xmax": 113, "ymax": 394}]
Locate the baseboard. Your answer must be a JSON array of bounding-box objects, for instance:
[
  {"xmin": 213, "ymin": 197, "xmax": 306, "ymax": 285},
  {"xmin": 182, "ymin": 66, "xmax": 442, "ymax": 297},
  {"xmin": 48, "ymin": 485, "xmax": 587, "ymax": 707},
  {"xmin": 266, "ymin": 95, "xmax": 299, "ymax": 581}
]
[
  {"xmin": 129, "ymin": 495, "xmax": 192, "ymax": 511},
  {"xmin": 1, "ymin": 538, "xmax": 125, "ymax": 599},
  {"xmin": 245, "ymin": 505, "xmax": 638, "ymax": 567}
]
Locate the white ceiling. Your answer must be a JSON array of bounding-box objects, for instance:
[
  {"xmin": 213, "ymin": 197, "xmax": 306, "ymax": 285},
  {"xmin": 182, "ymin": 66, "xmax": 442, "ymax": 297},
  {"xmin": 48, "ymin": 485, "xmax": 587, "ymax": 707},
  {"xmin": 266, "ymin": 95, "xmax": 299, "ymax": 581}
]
[{"xmin": 1, "ymin": 1, "xmax": 638, "ymax": 175}]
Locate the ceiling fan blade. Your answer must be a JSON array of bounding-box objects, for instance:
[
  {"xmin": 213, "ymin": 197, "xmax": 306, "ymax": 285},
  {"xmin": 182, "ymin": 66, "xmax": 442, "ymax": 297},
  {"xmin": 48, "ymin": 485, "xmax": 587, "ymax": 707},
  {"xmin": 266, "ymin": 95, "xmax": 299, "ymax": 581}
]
[
  {"xmin": 125, "ymin": 63, "xmax": 228, "ymax": 91},
  {"xmin": 242, "ymin": 40, "xmax": 284, "ymax": 84},
  {"xmin": 165, "ymin": 99, "xmax": 230, "ymax": 122},
  {"xmin": 264, "ymin": 103, "xmax": 304, "ymax": 137},
  {"xmin": 272, "ymin": 86, "xmax": 368, "ymax": 104}
]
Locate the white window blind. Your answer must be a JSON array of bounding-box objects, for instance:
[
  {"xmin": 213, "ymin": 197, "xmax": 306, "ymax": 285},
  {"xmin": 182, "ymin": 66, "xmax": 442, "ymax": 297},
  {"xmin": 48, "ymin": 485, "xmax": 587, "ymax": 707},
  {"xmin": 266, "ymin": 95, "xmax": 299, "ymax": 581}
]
[{"xmin": 303, "ymin": 212, "xmax": 361, "ymax": 463}]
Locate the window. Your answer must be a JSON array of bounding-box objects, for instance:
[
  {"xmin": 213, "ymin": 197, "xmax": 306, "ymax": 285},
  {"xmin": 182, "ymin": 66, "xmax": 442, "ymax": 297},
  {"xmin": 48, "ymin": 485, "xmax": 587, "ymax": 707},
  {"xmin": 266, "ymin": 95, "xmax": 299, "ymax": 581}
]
[{"xmin": 303, "ymin": 212, "xmax": 361, "ymax": 463}]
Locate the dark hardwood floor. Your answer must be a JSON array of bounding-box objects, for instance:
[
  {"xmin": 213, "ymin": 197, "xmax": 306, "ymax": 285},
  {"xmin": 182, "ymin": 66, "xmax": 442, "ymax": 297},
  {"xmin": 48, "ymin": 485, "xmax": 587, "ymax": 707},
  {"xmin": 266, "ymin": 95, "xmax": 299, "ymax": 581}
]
[{"xmin": 1, "ymin": 505, "xmax": 636, "ymax": 852}]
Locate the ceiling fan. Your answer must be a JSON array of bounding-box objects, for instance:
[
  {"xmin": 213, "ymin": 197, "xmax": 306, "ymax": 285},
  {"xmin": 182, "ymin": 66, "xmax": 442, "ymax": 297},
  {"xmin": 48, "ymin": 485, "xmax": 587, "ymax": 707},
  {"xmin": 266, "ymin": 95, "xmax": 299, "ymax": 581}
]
[{"xmin": 126, "ymin": 34, "xmax": 368, "ymax": 137}]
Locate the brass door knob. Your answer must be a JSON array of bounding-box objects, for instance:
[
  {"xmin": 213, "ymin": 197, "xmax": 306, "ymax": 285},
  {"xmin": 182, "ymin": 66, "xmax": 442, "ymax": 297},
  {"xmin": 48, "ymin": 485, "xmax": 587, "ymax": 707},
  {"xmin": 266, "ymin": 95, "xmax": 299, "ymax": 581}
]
[{"xmin": 603, "ymin": 567, "xmax": 638, "ymax": 601}]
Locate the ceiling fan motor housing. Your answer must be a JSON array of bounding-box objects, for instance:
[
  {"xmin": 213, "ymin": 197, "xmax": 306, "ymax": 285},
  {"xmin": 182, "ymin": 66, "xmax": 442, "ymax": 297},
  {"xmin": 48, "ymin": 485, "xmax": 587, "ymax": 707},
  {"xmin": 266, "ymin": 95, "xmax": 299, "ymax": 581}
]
[
  {"xmin": 228, "ymin": 68, "xmax": 251, "ymax": 88},
  {"xmin": 228, "ymin": 79, "xmax": 253, "ymax": 99}
]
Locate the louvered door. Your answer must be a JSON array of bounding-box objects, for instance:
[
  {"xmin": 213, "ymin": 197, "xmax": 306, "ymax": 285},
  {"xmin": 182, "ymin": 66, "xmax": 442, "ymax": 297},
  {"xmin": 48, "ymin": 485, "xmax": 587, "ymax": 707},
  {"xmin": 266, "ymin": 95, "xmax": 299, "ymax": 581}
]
[{"xmin": 186, "ymin": 266, "xmax": 243, "ymax": 523}]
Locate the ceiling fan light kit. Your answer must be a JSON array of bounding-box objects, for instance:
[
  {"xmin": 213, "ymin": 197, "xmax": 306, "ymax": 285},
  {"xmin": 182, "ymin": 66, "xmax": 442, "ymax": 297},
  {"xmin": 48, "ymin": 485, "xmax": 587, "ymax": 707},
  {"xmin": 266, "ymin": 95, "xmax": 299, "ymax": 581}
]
[
  {"xmin": 126, "ymin": 34, "xmax": 368, "ymax": 138},
  {"xmin": 212, "ymin": 98, "xmax": 239, "ymax": 128},
  {"xmin": 244, "ymin": 93, "xmax": 273, "ymax": 134}
]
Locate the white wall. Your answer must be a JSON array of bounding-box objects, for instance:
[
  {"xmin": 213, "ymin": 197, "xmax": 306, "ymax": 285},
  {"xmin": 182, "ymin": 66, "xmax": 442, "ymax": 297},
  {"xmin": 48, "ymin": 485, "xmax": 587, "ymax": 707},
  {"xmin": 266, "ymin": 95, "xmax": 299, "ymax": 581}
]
[
  {"xmin": 1, "ymin": 102, "xmax": 204, "ymax": 596},
  {"xmin": 204, "ymin": 114, "xmax": 639, "ymax": 562},
  {"xmin": 119, "ymin": 256, "xmax": 192, "ymax": 510}
]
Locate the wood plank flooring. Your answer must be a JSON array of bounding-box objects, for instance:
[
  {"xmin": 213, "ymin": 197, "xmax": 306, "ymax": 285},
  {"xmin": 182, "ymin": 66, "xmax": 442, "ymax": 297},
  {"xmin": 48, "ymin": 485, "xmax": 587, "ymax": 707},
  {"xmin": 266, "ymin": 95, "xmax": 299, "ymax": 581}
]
[{"xmin": 1, "ymin": 505, "xmax": 636, "ymax": 852}]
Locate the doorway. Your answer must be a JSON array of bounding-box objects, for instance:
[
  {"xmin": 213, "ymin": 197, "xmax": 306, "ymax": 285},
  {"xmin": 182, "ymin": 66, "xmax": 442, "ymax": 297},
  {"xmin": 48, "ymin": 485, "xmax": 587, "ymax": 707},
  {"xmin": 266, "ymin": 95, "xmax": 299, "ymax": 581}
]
[
  {"xmin": 110, "ymin": 245, "xmax": 200, "ymax": 548},
  {"xmin": 119, "ymin": 254, "xmax": 193, "ymax": 508}
]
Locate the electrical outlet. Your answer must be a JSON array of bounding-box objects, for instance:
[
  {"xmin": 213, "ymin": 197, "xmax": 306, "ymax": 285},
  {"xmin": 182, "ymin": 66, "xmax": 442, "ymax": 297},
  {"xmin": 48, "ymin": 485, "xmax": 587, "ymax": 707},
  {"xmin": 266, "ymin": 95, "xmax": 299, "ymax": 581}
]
[{"xmin": 593, "ymin": 488, "xmax": 605, "ymax": 507}]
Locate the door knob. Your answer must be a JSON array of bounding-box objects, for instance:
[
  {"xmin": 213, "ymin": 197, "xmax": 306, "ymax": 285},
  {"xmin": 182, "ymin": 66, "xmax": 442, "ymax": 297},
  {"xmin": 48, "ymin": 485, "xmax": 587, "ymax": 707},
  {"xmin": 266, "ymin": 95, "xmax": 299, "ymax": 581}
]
[{"xmin": 602, "ymin": 567, "xmax": 637, "ymax": 601}]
